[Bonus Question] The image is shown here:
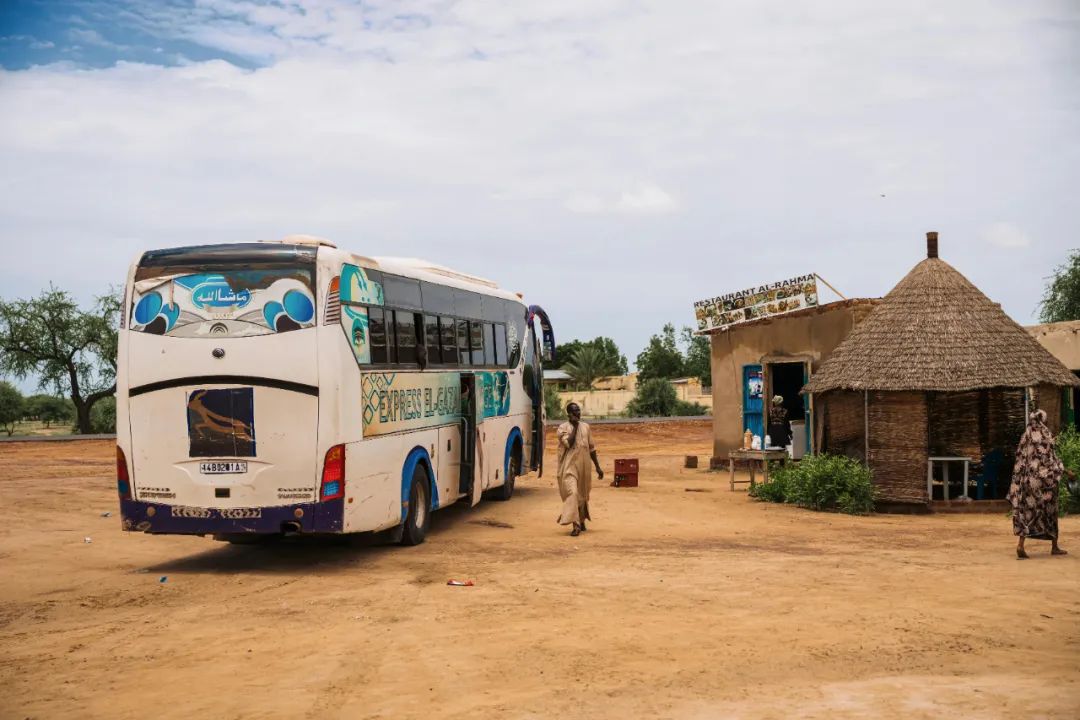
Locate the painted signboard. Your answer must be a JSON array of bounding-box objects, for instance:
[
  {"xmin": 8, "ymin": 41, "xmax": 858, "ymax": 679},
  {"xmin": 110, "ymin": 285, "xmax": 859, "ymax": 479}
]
[
  {"xmin": 693, "ymin": 274, "xmax": 818, "ymax": 332},
  {"xmin": 477, "ymin": 371, "xmax": 511, "ymax": 419},
  {"xmin": 361, "ymin": 371, "xmax": 511, "ymax": 437}
]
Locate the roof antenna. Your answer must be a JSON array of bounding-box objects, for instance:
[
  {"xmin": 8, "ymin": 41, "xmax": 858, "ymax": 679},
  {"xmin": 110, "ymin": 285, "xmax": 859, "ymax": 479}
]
[{"xmin": 926, "ymin": 231, "xmax": 939, "ymax": 259}]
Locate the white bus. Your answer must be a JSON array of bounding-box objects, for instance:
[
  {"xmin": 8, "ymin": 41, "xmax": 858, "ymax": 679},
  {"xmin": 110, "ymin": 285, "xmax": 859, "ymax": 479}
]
[{"xmin": 115, "ymin": 236, "xmax": 554, "ymax": 545}]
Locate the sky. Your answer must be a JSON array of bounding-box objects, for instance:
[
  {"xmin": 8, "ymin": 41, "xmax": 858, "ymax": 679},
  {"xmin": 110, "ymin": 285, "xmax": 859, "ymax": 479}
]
[{"xmin": 1, "ymin": 0, "xmax": 1079, "ymax": 392}]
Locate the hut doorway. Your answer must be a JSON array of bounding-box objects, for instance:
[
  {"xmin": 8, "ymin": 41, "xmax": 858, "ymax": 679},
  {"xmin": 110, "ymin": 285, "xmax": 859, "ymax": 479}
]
[{"xmin": 766, "ymin": 360, "xmax": 811, "ymax": 456}]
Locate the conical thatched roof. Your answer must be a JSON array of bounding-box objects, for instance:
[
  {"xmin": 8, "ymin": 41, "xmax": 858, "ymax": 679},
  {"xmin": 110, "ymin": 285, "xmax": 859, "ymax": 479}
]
[{"xmin": 805, "ymin": 234, "xmax": 1079, "ymax": 393}]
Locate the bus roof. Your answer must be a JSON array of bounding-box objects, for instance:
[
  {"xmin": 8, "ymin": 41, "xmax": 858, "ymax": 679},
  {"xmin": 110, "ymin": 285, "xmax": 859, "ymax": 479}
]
[
  {"xmin": 133, "ymin": 241, "xmax": 526, "ymax": 305},
  {"xmin": 370, "ymin": 256, "xmax": 524, "ymax": 304}
]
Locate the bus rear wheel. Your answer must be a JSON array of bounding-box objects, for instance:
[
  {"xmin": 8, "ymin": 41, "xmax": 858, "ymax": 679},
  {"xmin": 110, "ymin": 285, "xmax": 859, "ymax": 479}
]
[
  {"xmin": 400, "ymin": 465, "xmax": 431, "ymax": 546},
  {"xmin": 490, "ymin": 446, "xmax": 520, "ymax": 502}
]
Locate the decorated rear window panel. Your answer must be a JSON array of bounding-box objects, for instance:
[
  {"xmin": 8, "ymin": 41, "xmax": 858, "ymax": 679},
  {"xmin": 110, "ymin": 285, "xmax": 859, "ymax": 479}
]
[{"xmin": 130, "ymin": 267, "xmax": 316, "ymax": 338}]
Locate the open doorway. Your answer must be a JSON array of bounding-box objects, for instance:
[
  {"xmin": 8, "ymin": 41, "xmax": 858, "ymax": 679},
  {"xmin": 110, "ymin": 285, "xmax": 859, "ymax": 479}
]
[
  {"xmin": 767, "ymin": 361, "xmax": 809, "ymax": 456},
  {"xmin": 1072, "ymin": 371, "xmax": 1080, "ymax": 430}
]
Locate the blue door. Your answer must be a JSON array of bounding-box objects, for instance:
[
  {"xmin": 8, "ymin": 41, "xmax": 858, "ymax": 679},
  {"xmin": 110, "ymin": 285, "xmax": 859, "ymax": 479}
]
[{"xmin": 742, "ymin": 365, "xmax": 763, "ymax": 441}]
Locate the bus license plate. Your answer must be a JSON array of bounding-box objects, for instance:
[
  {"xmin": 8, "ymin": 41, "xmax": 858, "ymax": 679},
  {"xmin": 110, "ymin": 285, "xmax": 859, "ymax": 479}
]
[{"xmin": 200, "ymin": 461, "xmax": 248, "ymax": 475}]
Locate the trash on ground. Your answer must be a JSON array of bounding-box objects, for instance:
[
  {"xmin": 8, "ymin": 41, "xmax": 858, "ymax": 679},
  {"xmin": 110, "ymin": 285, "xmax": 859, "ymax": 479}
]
[
  {"xmin": 100, "ymin": 511, "xmax": 112, "ymax": 518},
  {"xmin": 83, "ymin": 536, "xmax": 92, "ymax": 544},
  {"xmin": 447, "ymin": 579, "xmax": 474, "ymax": 587},
  {"xmin": 684, "ymin": 488, "xmax": 711, "ymax": 493},
  {"xmin": 159, "ymin": 576, "xmax": 168, "ymax": 583}
]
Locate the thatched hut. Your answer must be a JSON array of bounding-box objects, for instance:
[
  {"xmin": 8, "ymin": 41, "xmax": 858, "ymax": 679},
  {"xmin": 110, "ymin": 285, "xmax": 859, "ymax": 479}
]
[{"xmin": 804, "ymin": 232, "xmax": 1079, "ymax": 507}]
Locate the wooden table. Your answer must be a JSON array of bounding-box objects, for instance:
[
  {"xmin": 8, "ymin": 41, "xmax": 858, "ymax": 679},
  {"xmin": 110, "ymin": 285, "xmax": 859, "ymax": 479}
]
[
  {"xmin": 927, "ymin": 456, "xmax": 973, "ymax": 501},
  {"xmin": 729, "ymin": 449, "xmax": 789, "ymax": 491}
]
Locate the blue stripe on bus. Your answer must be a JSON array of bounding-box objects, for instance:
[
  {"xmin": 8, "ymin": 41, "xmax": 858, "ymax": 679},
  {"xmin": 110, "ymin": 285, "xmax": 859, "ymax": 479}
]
[
  {"xmin": 504, "ymin": 427, "xmax": 523, "ymax": 481},
  {"xmin": 401, "ymin": 446, "xmax": 439, "ymax": 521}
]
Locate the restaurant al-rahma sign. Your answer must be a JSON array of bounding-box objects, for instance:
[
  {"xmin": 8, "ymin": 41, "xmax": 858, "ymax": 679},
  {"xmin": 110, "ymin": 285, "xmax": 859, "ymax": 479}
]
[{"xmin": 694, "ymin": 274, "xmax": 819, "ymax": 332}]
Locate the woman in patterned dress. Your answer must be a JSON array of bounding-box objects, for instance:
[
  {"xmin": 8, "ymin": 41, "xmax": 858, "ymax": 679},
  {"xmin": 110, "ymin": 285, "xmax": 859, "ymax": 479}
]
[{"xmin": 1009, "ymin": 410, "xmax": 1072, "ymax": 559}]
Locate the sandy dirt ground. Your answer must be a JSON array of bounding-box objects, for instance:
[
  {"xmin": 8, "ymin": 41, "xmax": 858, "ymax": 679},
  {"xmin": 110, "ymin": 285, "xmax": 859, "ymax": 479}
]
[{"xmin": 1, "ymin": 421, "xmax": 1078, "ymax": 720}]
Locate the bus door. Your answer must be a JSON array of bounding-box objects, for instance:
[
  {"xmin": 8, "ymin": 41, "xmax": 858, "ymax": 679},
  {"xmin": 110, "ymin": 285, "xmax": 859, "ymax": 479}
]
[
  {"xmin": 527, "ymin": 305, "xmax": 554, "ymax": 477},
  {"xmin": 459, "ymin": 374, "xmax": 483, "ymax": 506}
]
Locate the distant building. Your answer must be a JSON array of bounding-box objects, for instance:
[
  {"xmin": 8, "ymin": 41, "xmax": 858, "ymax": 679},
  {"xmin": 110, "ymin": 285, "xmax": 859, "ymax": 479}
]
[
  {"xmin": 1027, "ymin": 320, "xmax": 1080, "ymax": 428},
  {"xmin": 543, "ymin": 371, "xmax": 712, "ymax": 417},
  {"xmin": 704, "ymin": 298, "xmax": 879, "ymax": 464},
  {"xmin": 542, "ymin": 368, "xmax": 574, "ymax": 392}
]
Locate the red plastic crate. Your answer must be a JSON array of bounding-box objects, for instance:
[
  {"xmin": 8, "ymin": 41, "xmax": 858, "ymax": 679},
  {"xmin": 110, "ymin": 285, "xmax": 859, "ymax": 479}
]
[{"xmin": 613, "ymin": 458, "xmax": 639, "ymax": 487}]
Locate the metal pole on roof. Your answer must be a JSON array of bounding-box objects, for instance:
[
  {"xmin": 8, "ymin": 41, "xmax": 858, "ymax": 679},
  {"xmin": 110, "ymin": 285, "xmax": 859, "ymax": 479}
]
[{"xmin": 814, "ymin": 273, "xmax": 847, "ymax": 300}]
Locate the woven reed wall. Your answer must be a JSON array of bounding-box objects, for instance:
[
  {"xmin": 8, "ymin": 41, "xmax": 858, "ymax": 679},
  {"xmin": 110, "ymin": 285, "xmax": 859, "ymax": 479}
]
[
  {"xmin": 1033, "ymin": 384, "xmax": 1064, "ymax": 434},
  {"xmin": 927, "ymin": 391, "xmax": 981, "ymax": 459},
  {"xmin": 818, "ymin": 390, "xmax": 865, "ymax": 461},
  {"xmin": 984, "ymin": 388, "xmax": 1026, "ymax": 452},
  {"xmin": 867, "ymin": 391, "xmax": 928, "ymax": 503}
]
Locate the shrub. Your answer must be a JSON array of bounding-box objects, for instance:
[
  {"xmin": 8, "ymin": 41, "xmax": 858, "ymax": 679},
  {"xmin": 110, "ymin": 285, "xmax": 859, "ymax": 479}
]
[
  {"xmin": 88, "ymin": 396, "xmax": 116, "ymax": 434},
  {"xmin": 749, "ymin": 466, "xmax": 789, "ymax": 503},
  {"xmin": 673, "ymin": 400, "xmax": 709, "ymax": 416},
  {"xmin": 1058, "ymin": 426, "xmax": 1080, "ymax": 515},
  {"xmin": 626, "ymin": 378, "xmax": 677, "ymax": 417},
  {"xmin": 749, "ymin": 453, "xmax": 875, "ymax": 515},
  {"xmin": 544, "ymin": 388, "xmax": 566, "ymax": 421}
]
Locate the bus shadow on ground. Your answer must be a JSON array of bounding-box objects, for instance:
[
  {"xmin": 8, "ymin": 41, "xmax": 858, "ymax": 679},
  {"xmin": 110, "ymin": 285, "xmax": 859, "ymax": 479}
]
[
  {"xmin": 141, "ymin": 487, "xmax": 535, "ymax": 574},
  {"xmin": 142, "ymin": 533, "xmax": 397, "ymax": 575}
]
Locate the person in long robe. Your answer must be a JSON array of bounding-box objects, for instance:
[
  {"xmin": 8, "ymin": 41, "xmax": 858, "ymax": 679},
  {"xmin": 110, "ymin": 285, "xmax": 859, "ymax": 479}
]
[
  {"xmin": 1009, "ymin": 409, "xmax": 1071, "ymax": 559},
  {"xmin": 556, "ymin": 403, "xmax": 604, "ymax": 537},
  {"xmin": 767, "ymin": 395, "xmax": 791, "ymax": 448}
]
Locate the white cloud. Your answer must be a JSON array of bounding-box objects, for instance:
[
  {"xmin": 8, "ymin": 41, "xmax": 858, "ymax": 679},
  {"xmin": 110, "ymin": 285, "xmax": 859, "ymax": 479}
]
[
  {"xmin": 0, "ymin": 0, "xmax": 1077, "ymax": 368},
  {"xmin": 68, "ymin": 28, "xmax": 117, "ymax": 49},
  {"xmin": 566, "ymin": 184, "xmax": 680, "ymax": 215},
  {"xmin": 982, "ymin": 222, "xmax": 1032, "ymax": 249}
]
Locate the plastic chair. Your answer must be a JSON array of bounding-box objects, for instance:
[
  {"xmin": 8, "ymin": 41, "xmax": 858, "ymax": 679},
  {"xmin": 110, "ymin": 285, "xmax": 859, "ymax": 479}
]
[{"xmin": 973, "ymin": 449, "xmax": 1004, "ymax": 500}]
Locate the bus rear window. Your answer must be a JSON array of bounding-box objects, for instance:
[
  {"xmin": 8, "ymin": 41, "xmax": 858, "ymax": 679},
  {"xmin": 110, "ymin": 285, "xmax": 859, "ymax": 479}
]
[{"xmin": 130, "ymin": 248, "xmax": 316, "ymax": 338}]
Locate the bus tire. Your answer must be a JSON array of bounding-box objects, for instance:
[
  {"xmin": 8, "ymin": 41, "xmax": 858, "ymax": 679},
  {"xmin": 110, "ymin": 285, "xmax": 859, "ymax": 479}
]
[
  {"xmin": 491, "ymin": 444, "xmax": 521, "ymax": 502},
  {"xmin": 400, "ymin": 465, "xmax": 431, "ymax": 546}
]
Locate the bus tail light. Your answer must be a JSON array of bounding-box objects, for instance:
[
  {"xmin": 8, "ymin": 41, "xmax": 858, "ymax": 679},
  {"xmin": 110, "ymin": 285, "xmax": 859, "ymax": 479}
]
[
  {"xmin": 117, "ymin": 446, "xmax": 132, "ymax": 500},
  {"xmin": 321, "ymin": 445, "xmax": 345, "ymax": 501}
]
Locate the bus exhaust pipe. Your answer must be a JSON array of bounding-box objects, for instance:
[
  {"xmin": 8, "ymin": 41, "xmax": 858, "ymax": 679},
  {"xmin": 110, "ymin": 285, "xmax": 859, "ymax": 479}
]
[{"xmin": 282, "ymin": 522, "xmax": 302, "ymax": 535}]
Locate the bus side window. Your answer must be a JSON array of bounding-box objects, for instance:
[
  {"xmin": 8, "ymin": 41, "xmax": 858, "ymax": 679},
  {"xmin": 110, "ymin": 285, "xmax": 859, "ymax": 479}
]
[
  {"xmin": 484, "ymin": 323, "xmax": 496, "ymax": 366},
  {"xmin": 425, "ymin": 315, "xmax": 441, "ymax": 365},
  {"xmin": 440, "ymin": 316, "xmax": 458, "ymax": 365},
  {"xmin": 457, "ymin": 319, "xmax": 471, "ymax": 366},
  {"xmin": 470, "ymin": 320, "xmax": 485, "ymax": 366},
  {"xmin": 494, "ymin": 323, "xmax": 507, "ymax": 366},
  {"xmin": 395, "ymin": 311, "xmax": 418, "ymax": 366},
  {"xmin": 370, "ymin": 307, "xmax": 388, "ymax": 364}
]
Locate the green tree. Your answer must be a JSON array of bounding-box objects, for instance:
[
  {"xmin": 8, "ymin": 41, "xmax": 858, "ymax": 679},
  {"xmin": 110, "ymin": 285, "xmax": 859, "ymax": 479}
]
[
  {"xmin": 588, "ymin": 336, "xmax": 628, "ymax": 376},
  {"xmin": 555, "ymin": 336, "xmax": 628, "ymax": 376},
  {"xmin": 1040, "ymin": 249, "xmax": 1080, "ymax": 322},
  {"xmin": 626, "ymin": 378, "xmax": 678, "ymax": 417},
  {"xmin": 635, "ymin": 323, "xmax": 685, "ymax": 381},
  {"xmin": 544, "ymin": 386, "xmax": 566, "ymax": 421},
  {"xmin": 0, "ymin": 381, "xmax": 24, "ymax": 436},
  {"xmin": 554, "ymin": 340, "xmax": 585, "ymax": 369},
  {"xmin": 0, "ymin": 287, "xmax": 120, "ymax": 434},
  {"xmin": 25, "ymin": 394, "xmax": 73, "ymax": 428},
  {"xmin": 680, "ymin": 327, "xmax": 711, "ymax": 387},
  {"xmin": 563, "ymin": 345, "xmax": 617, "ymax": 389}
]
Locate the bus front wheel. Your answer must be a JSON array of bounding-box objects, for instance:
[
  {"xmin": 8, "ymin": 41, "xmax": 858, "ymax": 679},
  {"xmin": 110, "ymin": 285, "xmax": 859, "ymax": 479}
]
[{"xmin": 400, "ymin": 465, "xmax": 431, "ymax": 546}]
